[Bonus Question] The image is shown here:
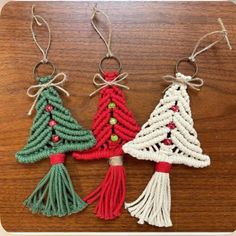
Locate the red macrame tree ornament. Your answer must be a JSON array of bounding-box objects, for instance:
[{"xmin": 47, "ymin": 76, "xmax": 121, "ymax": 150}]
[{"xmin": 73, "ymin": 71, "xmax": 140, "ymax": 219}]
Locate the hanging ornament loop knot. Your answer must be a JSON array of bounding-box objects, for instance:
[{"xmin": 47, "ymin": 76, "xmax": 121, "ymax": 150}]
[
  {"xmin": 31, "ymin": 5, "xmax": 56, "ymax": 77},
  {"xmin": 175, "ymin": 18, "xmax": 232, "ymax": 81},
  {"xmin": 188, "ymin": 18, "xmax": 232, "ymax": 63},
  {"xmin": 27, "ymin": 72, "xmax": 70, "ymax": 116},
  {"xmin": 89, "ymin": 72, "xmax": 129, "ymax": 97},
  {"xmin": 91, "ymin": 5, "xmax": 114, "ymax": 58},
  {"xmin": 163, "ymin": 73, "xmax": 204, "ymax": 92}
]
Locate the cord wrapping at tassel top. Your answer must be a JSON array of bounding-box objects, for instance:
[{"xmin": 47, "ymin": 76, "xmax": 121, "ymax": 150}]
[
  {"xmin": 50, "ymin": 153, "xmax": 65, "ymax": 165},
  {"xmin": 155, "ymin": 162, "xmax": 172, "ymax": 173},
  {"xmin": 109, "ymin": 156, "xmax": 123, "ymax": 166}
]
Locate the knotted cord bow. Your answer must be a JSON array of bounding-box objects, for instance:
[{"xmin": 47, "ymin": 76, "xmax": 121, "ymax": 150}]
[
  {"xmin": 163, "ymin": 73, "xmax": 204, "ymax": 92},
  {"xmin": 27, "ymin": 72, "xmax": 70, "ymax": 115},
  {"xmin": 89, "ymin": 72, "xmax": 129, "ymax": 97}
]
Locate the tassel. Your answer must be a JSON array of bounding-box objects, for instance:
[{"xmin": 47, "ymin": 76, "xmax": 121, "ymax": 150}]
[
  {"xmin": 24, "ymin": 153, "xmax": 87, "ymax": 217},
  {"xmin": 125, "ymin": 162, "xmax": 172, "ymax": 227},
  {"xmin": 84, "ymin": 156, "xmax": 126, "ymax": 220}
]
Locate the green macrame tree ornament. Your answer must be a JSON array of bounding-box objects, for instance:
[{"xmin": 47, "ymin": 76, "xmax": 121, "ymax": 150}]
[{"xmin": 16, "ymin": 75, "xmax": 96, "ymax": 217}]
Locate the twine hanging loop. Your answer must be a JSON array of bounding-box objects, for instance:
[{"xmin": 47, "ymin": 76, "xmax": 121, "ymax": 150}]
[
  {"xmin": 31, "ymin": 5, "xmax": 56, "ymax": 78},
  {"xmin": 31, "ymin": 5, "xmax": 52, "ymax": 64},
  {"xmin": 91, "ymin": 5, "xmax": 114, "ymax": 58},
  {"xmin": 188, "ymin": 18, "xmax": 232, "ymax": 63}
]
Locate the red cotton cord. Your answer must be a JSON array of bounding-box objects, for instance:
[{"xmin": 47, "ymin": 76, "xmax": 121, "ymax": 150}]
[
  {"xmin": 72, "ymin": 71, "xmax": 140, "ymax": 220},
  {"xmin": 50, "ymin": 153, "xmax": 65, "ymax": 165},
  {"xmin": 85, "ymin": 166, "xmax": 126, "ymax": 219},
  {"xmin": 155, "ymin": 162, "xmax": 172, "ymax": 173}
]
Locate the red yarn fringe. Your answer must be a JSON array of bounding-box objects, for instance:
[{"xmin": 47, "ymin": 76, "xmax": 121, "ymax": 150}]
[{"xmin": 84, "ymin": 166, "xmax": 126, "ymax": 220}]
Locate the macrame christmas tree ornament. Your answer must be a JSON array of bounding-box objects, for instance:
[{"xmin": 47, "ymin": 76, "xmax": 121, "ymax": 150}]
[
  {"xmin": 16, "ymin": 6, "xmax": 96, "ymax": 217},
  {"xmin": 73, "ymin": 71, "xmax": 140, "ymax": 220},
  {"xmin": 123, "ymin": 18, "xmax": 232, "ymax": 227},
  {"xmin": 72, "ymin": 7, "xmax": 140, "ymax": 220}
]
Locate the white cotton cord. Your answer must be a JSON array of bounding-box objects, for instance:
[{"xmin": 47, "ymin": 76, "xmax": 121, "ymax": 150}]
[
  {"xmin": 125, "ymin": 171, "xmax": 172, "ymax": 227},
  {"xmin": 89, "ymin": 72, "xmax": 129, "ymax": 97},
  {"xmin": 27, "ymin": 72, "xmax": 69, "ymax": 115},
  {"xmin": 122, "ymin": 81, "xmax": 210, "ymax": 168}
]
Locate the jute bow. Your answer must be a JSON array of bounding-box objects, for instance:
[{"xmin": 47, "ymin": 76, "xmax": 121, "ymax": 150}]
[
  {"xmin": 89, "ymin": 72, "xmax": 129, "ymax": 97},
  {"xmin": 163, "ymin": 72, "xmax": 204, "ymax": 92},
  {"xmin": 27, "ymin": 72, "xmax": 69, "ymax": 115}
]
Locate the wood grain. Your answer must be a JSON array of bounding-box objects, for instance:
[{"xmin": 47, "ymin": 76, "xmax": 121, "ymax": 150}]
[{"xmin": 0, "ymin": 1, "xmax": 236, "ymax": 232}]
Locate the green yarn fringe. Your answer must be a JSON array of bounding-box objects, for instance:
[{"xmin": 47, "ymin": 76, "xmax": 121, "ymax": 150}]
[{"xmin": 24, "ymin": 163, "xmax": 87, "ymax": 217}]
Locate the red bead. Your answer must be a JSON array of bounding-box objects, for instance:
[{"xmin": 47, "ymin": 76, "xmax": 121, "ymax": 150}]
[
  {"xmin": 52, "ymin": 135, "xmax": 60, "ymax": 143},
  {"xmin": 49, "ymin": 120, "xmax": 57, "ymax": 127},
  {"xmin": 45, "ymin": 104, "xmax": 53, "ymax": 112},
  {"xmin": 170, "ymin": 105, "xmax": 179, "ymax": 112},
  {"xmin": 162, "ymin": 138, "xmax": 173, "ymax": 145},
  {"xmin": 166, "ymin": 122, "xmax": 176, "ymax": 130}
]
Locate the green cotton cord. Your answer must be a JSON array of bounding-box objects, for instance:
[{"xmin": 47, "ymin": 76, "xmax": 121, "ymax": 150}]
[
  {"xmin": 55, "ymin": 171, "xmax": 64, "ymax": 215},
  {"xmin": 17, "ymin": 141, "xmax": 93, "ymax": 164},
  {"xmin": 28, "ymin": 115, "xmax": 50, "ymax": 143},
  {"xmin": 62, "ymin": 166, "xmax": 76, "ymax": 203},
  {"xmin": 55, "ymin": 129, "xmax": 93, "ymax": 142},
  {"xmin": 16, "ymin": 76, "xmax": 96, "ymax": 164},
  {"xmin": 51, "ymin": 109, "xmax": 77, "ymax": 123},
  {"xmin": 32, "ymin": 98, "xmax": 47, "ymax": 127},
  {"xmin": 21, "ymin": 127, "xmax": 52, "ymax": 152},
  {"xmin": 24, "ymin": 163, "xmax": 87, "ymax": 217},
  {"xmin": 19, "ymin": 131, "xmax": 52, "ymax": 155},
  {"xmin": 49, "ymin": 168, "xmax": 57, "ymax": 213},
  {"xmin": 62, "ymin": 181, "xmax": 70, "ymax": 214},
  {"xmin": 54, "ymin": 125, "xmax": 89, "ymax": 136},
  {"xmin": 25, "ymin": 174, "xmax": 49, "ymax": 212},
  {"xmin": 52, "ymin": 111, "xmax": 83, "ymax": 130},
  {"xmin": 17, "ymin": 75, "xmax": 94, "ymax": 216}
]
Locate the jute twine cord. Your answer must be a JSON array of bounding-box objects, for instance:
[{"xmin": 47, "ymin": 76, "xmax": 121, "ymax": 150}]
[
  {"xmin": 31, "ymin": 5, "xmax": 51, "ymax": 64},
  {"xmin": 28, "ymin": 6, "xmax": 69, "ymax": 116},
  {"xmin": 89, "ymin": 72, "xmax": 129, "ymax": 97},
  {"xmin": 91, "ymin": 5, "xmax": 114, "ymax": 58},
  {"xmin": 165, "ymin": 18, "xmax": 232, "ymax": 92},
  {"xmin": 188, "ymin": 18, "xmax": 232, "ymax": 62}
]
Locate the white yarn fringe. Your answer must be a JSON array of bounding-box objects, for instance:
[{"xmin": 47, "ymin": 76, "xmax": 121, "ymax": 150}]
[{"xmin": 125, "ymin": 172, "xmax": 172, "ymax": 227}]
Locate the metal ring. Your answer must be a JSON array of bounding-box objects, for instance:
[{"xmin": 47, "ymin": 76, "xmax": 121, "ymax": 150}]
[
  {"xmin": 175, "ymin": 57, "xmax": 198, "ymax": 78},
  {"xmin": 33, "ymin": 61, "xmax": 56, "ymax": 78},
  {"xmin": 99, "ymin": 56, "xmax": 122, "ymax": 75}
]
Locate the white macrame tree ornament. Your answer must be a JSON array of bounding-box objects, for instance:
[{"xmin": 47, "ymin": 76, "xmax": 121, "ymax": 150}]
[
  {"xmin": 122, "ymin": 18, "xmax": 231, "ymax": 228},
  {"xmin": 123, "ymin": 73, "xmax": 210, "ymax": 227}
]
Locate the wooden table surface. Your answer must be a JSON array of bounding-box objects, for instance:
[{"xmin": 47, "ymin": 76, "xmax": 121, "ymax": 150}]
[{"xmin": 0, "ymin": 1, "xmax": 236, "ymax": 233}]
